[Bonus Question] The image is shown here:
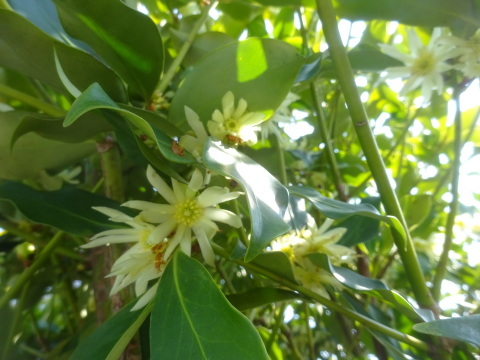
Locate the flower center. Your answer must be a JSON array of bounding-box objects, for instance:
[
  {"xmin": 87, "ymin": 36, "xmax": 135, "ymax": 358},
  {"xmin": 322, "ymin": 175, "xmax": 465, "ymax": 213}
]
[
  {"xmin": 412, "ymin": 51, "xmax": 436, "ymax": 76},
  {"xmin": 174, "ymin": 198, "xmax": 203, "ymax": 226},
  {"xmin": 139, "ymin": 229, "xmax": 152, "ymax": 248},
  {"xmin": 224, "ymin": 118, "xmax": 239, "ymax": 133}
]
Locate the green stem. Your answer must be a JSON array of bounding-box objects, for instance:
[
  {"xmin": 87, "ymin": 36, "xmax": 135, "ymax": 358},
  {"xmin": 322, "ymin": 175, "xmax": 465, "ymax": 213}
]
[
  {"xmin": 2, "ymin": 280, "xmax": 29, "ymax": 359},
  {"xmin": 0, "ymin": 231, "xmax": 64, "ymax": 310},
  {"xmin": 97, "ymin": 135, "xmax": 124, "ymax": 202},
  {"xmin": 155, "ymin": 1, "xmax": 218, "ymax": 96},
  {"xmin": 233, "ymin": 199, "xmax": 250, "ymax": 248},
  {"xmin": 266, "ymin": 303, "xmax": 287, "ymax": 353},
  {"xmin": 314, "ymin": 0, "xmax": 435, "ymax": 311},
  {"xmin": 310, "ymin": 84, "xmax": 347, "ymax": 201},
  {"xmin": 211, "ymin": 244, "xmax": 431, "ymax": 353},
  {"xmin": 271, "ymin": 135, "xmax": 288, "ymax": 186},
  {"xmin": 432, "ymin": 91, "xmax": 463, "ymax": 301},
  {"xmin": 0, "ymin": 83, "xmax": 65, "ymax": 117}
]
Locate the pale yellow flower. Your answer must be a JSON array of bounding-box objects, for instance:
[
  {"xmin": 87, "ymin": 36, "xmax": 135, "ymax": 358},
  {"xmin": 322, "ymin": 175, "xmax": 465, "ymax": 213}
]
[
  {"xmin": 379, "ymin": 28, "xmax": 457, "ymax": 102},
  {"xmin": 82, "ymin": 207, "xmax": 167, "ymax": 310},
  {"xmin": 439, "ymin": 29, "xmax": 480, "ymax": 78},
  {"xmin": 123, "ymin": 165, "xmax": 243, "ymax": 266},
  {"xmin": 178, "ymin": 106, "xmax": 208, "ymax": 160},
  {"xmin": 207, "ymin": 91, "xmax": 265, "ymax": 145}
]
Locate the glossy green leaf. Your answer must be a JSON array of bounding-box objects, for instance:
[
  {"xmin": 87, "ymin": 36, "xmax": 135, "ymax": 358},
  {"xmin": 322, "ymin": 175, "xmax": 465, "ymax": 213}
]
[
  {"xmin": 289, "ymin": 185, "xmax": 407, "ymax": 242},
  {"xmin": 171, "ymin": 30, "xmax": 235, "ymax": 68},
  {"xmin": 337, "ymin": 198, "xmax": 381, "ymax": 246},
  {"xmin": 227, "ymin": 288, "xmax": 302, "ymax": 310},
  {"xmin": 0, "ymin": 182, "xmax": 125, "ymax": 235},
  {"xmin": 65, "ymin": 83, "xmax": 195, "ymax": 164},
  {"xmin": 12, "ymin": 112, "xmax": 111, "ymax": 146},
  {"xmin": 0, "ymin": 10, "xmax": 126, "ymax": 102},
  {"xmin": 401, "ymin": 194, "xmax": 432, "ymax": 231},
  {"xmin": 308, "ymin": 253, "xmax": 435, "ymax": 322},
  {"xmin": 413, "ymin": 315, "xmax": 480, "ymax": 347},
  {"xmin": 71, "ymin": 302, "xmax": 151, "ymax": 360},
  {"xmin": 53, "ymin": 0, "xmax": 164, "ymax": 100},
  {"xmin": 252, "ymin": 252, "xmax": 297, "ymax": 283},
  {"xmin": 0, "ymin": 111, "xmax": 95, "ymax": 180},
  {"xmin": 204, "ymin": 139, "xmax": 291, "ymax": 261},
  {"xmin": 9, "ymin": 0, "xmax": 93, "ymax": 53},
  {"xmin": 334, "ymin": 0, "xmax": 480, "ymax": 30},
  {"xmin": 169, "ymin": 37, "xmax": 304, "ymax": 129},
  {"xmin": 150, "ymin": 251, "xmax": 269, "ymax": 360}
]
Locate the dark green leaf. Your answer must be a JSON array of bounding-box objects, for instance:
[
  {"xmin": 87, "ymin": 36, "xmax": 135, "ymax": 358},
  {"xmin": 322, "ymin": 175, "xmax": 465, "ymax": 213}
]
[
  {"xmin": 204, "ymin": 139, "xmax": 291, "ymax": 261},
  {"xmin": 227, "ymin": 288, "xmax": 303, "ymax": 310},
  {"xmin": 252, "ymin": 252, "xmax": 297, "ymax": 283},
  {"xmin": 53, "ymin": 0, "xmax": 164, "ymax": 100},
  {"xmin": 169, "ymin": 38, "xmax": 304, "ymax": 129},
  {"xmin": 71, "ymin": 302, "xmax": 151, "ymax": 360},
  {"xmin": 0, "ymin": 10, "xmax": 126, "ymax": 101},
  {"xmin": 308, "ymin": 253, "xmax": 435, "ymax": 322},
  {"xmin": 289, "ymin": 185, "xmax": 407, "ymax": 241},
  {"xmin": 65, "ymin": 83, "xmax": 195, "ymax": 164},
  {"xmin": 1, "ymin": 111, "xmax": 95, "ymax": 180},
  {"xmin": 295, "ymin": 52, "xmax": 322, "ymax": 82},
  {"xmin": 0, "ymin": 182, "xmax": 124, "ymax": 235},
  {"xmin": 413, "ymin": 315, "xmax": 480, "ymax": 347},
  {"xmin": 150, "ymin": 251, "xmax": 269, "ymax": 360}
]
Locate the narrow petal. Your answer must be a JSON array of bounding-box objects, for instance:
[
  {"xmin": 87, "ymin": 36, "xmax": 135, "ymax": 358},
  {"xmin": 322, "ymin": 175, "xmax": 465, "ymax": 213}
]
[
  {"xmin": 146, "ymin": 165, "xmax": 177, "ymax": 204},
  {"xmin": 233, "ymin": 98, "xmax": 248, "ymax": 118},
  {"xmin": 82, "ymin": 234, "xmax": 140, "ymax": 248},
  {"xmin": 212, "ymin": 109, "xmax": 225, "ymax": 124},
  {"xmin": 185, "ymin": 106, "xmax": 208, "ymax": 139},
  {"xmin": 147, "ymin": 220, "xmax": 177, "ymax": 245},
  {"xmin": 93, "ymin": 206, "xmax": 133, "ymax": 222},
  {"xmin": 179, "ymin": 228, "xmax": 192, "ymax": 256},
  {"xmin": 164, "ymin": 224, "xmax": 187, "ymax": 259},
  {"xmin": 189, "ymin": 168, "xmax": 204, "ymax": 192},
  {"xmin": 222, "ymin": 91, "xmax": 235, "ymax": 119},
  {"xmin": 203, "ymin": 208, "xmax": 242, "ymax": 228},
  {"xmin": 123, "ymin": 201, "xmax": 172, "ymax": 214},
  {"xmin": 131, "ymin": 283, "xmax": 159, "ymax": 311},
  {"xmin": 192, "ymin": 226, "xmax": 215, "ymax": 266},
  {"xmin": 171, "ymin": 179, "xmax": 186, "ymax": 202},
  {"xmin": 197, "ymin": 187, "xmax": 242, "ymax": 207}
]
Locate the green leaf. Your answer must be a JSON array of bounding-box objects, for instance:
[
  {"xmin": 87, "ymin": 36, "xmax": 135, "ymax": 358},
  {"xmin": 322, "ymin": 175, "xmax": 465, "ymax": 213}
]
[
  {"xmin": 0, "ymin": 10, "xmax": 126, "ymax": 102},
  {"xmin": 150, "ymin": 251, "xmax": 269, "ymax": 360},
  {"xmin": 413, "ymin": 315, "xmax": 480, "ymax": 347},
  {"xmin": 252, "ymin": 252, "xmax": 297, "ymax": 283},
  {"xmin": 400, "ymin": 194, "xmax": 432, "ymax": 231},
  {"xmin": 71, "ymin": 302, "xmax": 151, "ymax": 360},
  {"xmin": 0, "ymin": 111, "xmax": 95, "ymax": 181},
  {"xmin": 169, "ymin": 37, "xmax": 304, "ymax": 129},
  {"xmin": 53, "ymin": 0, "xmax": 164, "ymax": 100},
  {"xmin": 334, "ymin": 0, "xmax": 480, "ymax": 30},
  {"xmin": 227, "ymin": 288, "xmax": 303, "ymax": 311},
  {"xmin": 204, "ymin": 139, "xmax": 291, "ymax": 261},
  {"xmin": 0, "ymin": 182, "xmax": 124, "ymax": 235},
  {"xmin": 289, "ymin": 185, "xmax": 407, "ymax": 242},
  {"xmin": 65, "ymin": 83, "xmax": 195, "ymax": 164},
  {"xmin": 11, "ymin": 112, "xmax": 112, "ymax": 146},
  {"xmin": 308, "ymin": 253, "xmax": 435, "ymax": 322}
]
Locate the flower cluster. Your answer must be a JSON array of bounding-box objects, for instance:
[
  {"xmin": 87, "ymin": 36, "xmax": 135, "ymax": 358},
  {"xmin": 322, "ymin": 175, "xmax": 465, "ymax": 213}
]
[
  {"xmin": 272, "ymin": 218, "xmax": 355, "ymax": 297},
  {"xmin": 83, "ymin": 166, "xmax": 243, "ymax": 310},
  {"xmin": 179, "ymin": 91, "xmax": 266, "ymax": 159}
]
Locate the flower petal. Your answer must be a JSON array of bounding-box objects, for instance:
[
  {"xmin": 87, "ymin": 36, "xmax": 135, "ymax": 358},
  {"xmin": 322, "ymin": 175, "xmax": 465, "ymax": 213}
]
[
  {"xmin": 192, "ymin": 226, "xmax": 215, "ymax": 266},
  {"xmin": 197, "ymin": 187, "xmax": 242, "ymax": 207},
  {"xmin": 203, "ymin": 208, "xmax": 242, "ymax": 228},
  {"xmin": 146, "ymin": 165, "xmax": 177, "ymax": 204},
  {"xmin": 222, "ymin": 91, "xmax": 235, "ymax": 119},
  {"xmin": 189, "ymin": 168, "xmax": 204, "ymax": 192},
  {"xmin": 185, "ymin": 106, "xmax": 208, "ymax": 139},
  {"xmin": 147, "ymin": 219, "xmax": 177, "ymax": 245}
]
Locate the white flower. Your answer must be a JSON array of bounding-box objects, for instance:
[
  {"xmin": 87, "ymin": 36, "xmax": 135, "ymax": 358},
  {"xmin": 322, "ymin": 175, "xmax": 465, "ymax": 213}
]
[
  {"xmin": 123, "ymin": 165, "xmax": 243, "ymax": 266},
  {"xmin": 438, "ymin": 29, "xmax": 480, "ymax": 78},
  {"xmin": 179, "ymin": 106, "xmax": 208, "ymax": 160},
  {"xmin": 379, "ymin": 28, "xmax": 457, "ymax": 103},
  {"xmin": 207, "ymin": 91, "xmax": 266, "ymax": 145},
  {"xmin": 293, "ymin": 260, "xmax": 343, "ymax": 297},
  {"xmin": 294, "ymin": 218, "xmax": 354, "ymax": 266},
  {"xmin": 82, "ymin": 207, "xmax": 167, "ymax": 311}
]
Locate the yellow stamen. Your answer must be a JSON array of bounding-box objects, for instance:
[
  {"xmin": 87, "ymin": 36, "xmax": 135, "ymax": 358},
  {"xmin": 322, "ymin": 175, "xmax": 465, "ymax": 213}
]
[{"xmin": 174, "ymin": 198, "xmax": 203, "ymax": 226}]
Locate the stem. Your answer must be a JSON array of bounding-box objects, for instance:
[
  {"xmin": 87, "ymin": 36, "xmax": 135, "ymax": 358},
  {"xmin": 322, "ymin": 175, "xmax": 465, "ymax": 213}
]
[
  {"xmin": 0, "ymin": 231, "xmax": 64, "ymax": 310},
  {"xmin": 314, "ymin": 0, "xmax": 435, "ymax": 311},
  {"xmin": 233, "ymin": 199, "xmax": 250, "ymax": 248},
  {"xmin": 432, "ymin": 92, "xmax": 463, "ymax": 301},
  {"xmin": 0, "ymin": 83, "xmax": 65, "ymax": 117},
  {"xmin": 155, "ymin": 1, "xmax": 218, "ymax": 96},
  {"xmin": 97, "ymin": 135, "xmax": 124, "ymax": 202},
  {"xmin": 271, "ymin": 135, "xmax": 288, "ymax": 186},
  {"xmin": 310, "ymin": 84, "xmax": 347, "ymax": 201},
  {"xmin": 211, "ymin": 244, "xmax": 432, "ymax": 352},
  {"xmin": 266, "ymin": 303, "xmax": 287, "ymax": 353}
]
